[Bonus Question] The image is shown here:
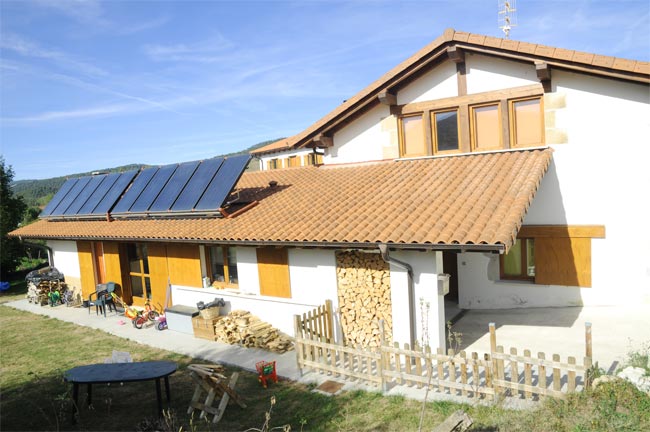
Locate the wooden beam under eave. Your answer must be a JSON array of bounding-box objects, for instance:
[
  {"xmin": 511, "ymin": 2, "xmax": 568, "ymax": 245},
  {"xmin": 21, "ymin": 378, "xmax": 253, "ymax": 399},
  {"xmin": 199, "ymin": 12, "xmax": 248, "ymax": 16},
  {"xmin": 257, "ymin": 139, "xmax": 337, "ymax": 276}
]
[
  {"xmin": 536, "ymin": 62, "xmax": 552, "ymax": 93},
  {"xmin": 447, "ymin": 46, "xmax": 465, "ymax": 64},
  {"xmin": 313, "ymin": 133, "xmax": 334, "ymax": 148},
  {"xmin": 378, "ymin": 89, "xmax": 397, "ymax": 106}
]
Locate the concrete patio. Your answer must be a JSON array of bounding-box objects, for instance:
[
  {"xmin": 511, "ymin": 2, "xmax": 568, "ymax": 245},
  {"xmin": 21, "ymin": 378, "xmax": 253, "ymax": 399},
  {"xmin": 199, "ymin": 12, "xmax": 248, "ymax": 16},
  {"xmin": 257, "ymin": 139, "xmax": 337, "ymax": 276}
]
[
  {"xmin": 450, "ymin": 304, "xmax": 650, "ymax": 373},
  {"xmin": 4, "ymin": 298, "xmax": 649, "ymax": 406}
]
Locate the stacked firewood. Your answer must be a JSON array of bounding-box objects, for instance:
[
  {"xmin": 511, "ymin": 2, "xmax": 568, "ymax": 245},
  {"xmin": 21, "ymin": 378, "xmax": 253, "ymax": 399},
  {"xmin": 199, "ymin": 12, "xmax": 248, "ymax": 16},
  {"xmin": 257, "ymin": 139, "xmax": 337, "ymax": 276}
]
[
  {"xmin": 336, "ymin": 251, "xmax": 392, "ymax": 348},
  {"xmin": 213, "ymin": 310, "xmax": 294, "ymax": 353}
]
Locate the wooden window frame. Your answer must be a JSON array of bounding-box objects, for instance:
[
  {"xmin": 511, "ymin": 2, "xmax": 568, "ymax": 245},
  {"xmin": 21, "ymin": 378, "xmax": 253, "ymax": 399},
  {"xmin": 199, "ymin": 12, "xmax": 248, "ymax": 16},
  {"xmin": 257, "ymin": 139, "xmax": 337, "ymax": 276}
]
[
  {"xmin": 207, "ymin": 245, "xmax": 238, "ymax": 288},
  {"xmin": 266, "ymin": 158, "xmax": 279, "ymax": 170},
  {"xmin": 431, "ymin": 108, "xmax": 462, "ymax": 155},
  {"xmin": 126, "ymin": 243, "xmax": 151, "ymax": 300},
  {"xmin": 499, "ymin": 238, "xmax": 535, "ymax": 282},
  {"xmin": 398, "ymin": 113, "xmax": 428, "ymax": 158},
  {"xmin": 470, "ymin": 102, "xmax": 503, "ymax": 152},
  {"xmin": 509, "ymin": 96, "xmax": 545, "ymax": 148},
  {"xmin": 304, "ymin": 153, "xmax": 323, "ymax": 166}
]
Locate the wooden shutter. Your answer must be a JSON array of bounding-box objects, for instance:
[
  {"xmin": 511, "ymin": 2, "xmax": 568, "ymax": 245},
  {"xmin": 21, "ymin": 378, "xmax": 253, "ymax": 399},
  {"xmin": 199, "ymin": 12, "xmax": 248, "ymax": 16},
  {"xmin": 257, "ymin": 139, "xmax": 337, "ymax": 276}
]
[
  {"xmin": 167, "ymin": 243, "xmax": 201, "ymax": 287},
  {"xmin": 76, "ymin": 241, "xmax": 96, "ymax": 298},
  {"xmin": 147, "ymin": 243, "xmax": 171, "ymax": 309},
  {"xmin": 400, "ymin": 115, "xmax": 426, "ymax": 157},
  {"xmin": 102, "ymin": 242, "xmax": 123, "ymax": 288},
  {"xmin": 535, "ymin": 237, "xmax": 591, "ymax": 287},
  {"xmin": 471, "ymin": 104, "xmax": 501, "ymax": 150},
  {"xmin": 257, "ymin": 248, "xmax": 291, "ymax": 298}
]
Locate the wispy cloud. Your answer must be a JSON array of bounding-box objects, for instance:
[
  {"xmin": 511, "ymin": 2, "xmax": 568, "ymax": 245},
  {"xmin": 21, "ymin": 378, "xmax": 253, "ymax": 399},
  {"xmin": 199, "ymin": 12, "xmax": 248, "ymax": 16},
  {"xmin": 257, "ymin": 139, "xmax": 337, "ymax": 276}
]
[
  {"xmin": 0, "ymin": 32, "xmax": 108, "ymax": 76},
  {"xmin": 142, "ymin": 33, "xmax": 234, "ymax": 62},
  {"xmin": 117, "ymin": 15, "xmax": 170, "ymax": 35},
  {"xmin": 1, "ymin": 103, "xmax": 136, "ymax": 125},
  {"xmin": 32, "ymin": 0, "xmax": 110, "ymax": 28}
]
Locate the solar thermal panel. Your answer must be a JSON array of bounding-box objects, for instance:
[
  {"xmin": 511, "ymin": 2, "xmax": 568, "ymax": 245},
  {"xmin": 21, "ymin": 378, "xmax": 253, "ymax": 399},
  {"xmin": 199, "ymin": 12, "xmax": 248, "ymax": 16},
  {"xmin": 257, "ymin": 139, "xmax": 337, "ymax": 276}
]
[
  {"xmin": 195, "ymin": 154, "xmax": 251, "ymax": 211},
  {"xmin": 129, "ymin": 164, "xmax": 177, "ymax": 212},
  {"xmin": 92, "ymin": 170, "xmax": 139, "ymax": 215},
  {"xmin": 77, "ymin": 172, "xmax": 120, "ymax": 215},
  {"xmin": 40, "ymin": 178, "xmax": 78, "ymax": 217},
  {"xmin": 63, "ymin": 175, "xmax": 107, "ymax": 215},
  {"xmin": 49, "ymin": 176, "xmax": 92, "ymax": 216},
  {"xmin": 170, "ymin": 158, "xmax": 224, "ymax": 211},
  {"xmin": 111, "ymin": 167, "xmax": 158, "ymax": 213},
  {"xmin": 149, "ymin": 161, "xmax": 200, "ymax": 212}
]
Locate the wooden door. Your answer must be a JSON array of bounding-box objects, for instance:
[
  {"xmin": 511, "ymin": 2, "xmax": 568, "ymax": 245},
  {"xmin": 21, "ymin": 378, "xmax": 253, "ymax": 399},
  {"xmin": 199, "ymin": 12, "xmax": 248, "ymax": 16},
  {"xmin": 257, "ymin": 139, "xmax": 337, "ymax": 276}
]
[{"xmin": 257, "ymin": 248, "xmax": 291, "ymax": 298}]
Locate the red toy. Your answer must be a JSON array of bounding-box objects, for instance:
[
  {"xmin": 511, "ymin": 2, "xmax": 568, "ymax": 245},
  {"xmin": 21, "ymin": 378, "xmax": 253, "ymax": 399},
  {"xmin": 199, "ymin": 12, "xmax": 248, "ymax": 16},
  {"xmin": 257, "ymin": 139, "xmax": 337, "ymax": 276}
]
[{"xmin": 255, "ymin": 361, "xmax": 278, "ymax": 388}]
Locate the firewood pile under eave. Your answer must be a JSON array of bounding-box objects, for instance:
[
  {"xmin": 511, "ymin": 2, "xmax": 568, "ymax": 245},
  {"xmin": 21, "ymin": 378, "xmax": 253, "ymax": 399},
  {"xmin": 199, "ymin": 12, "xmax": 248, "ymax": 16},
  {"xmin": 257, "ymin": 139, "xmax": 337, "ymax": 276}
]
[{"xmin": 214, "ymin": 310, "xmax": 294, "ymax": 353}]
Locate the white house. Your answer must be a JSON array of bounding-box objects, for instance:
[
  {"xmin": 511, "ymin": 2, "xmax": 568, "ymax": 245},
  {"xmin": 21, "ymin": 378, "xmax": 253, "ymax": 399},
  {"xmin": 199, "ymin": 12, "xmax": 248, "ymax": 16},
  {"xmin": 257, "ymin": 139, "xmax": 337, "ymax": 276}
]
[{"xmin": 11, "ymin": 29, "xmax": 650, "ymax": 352}]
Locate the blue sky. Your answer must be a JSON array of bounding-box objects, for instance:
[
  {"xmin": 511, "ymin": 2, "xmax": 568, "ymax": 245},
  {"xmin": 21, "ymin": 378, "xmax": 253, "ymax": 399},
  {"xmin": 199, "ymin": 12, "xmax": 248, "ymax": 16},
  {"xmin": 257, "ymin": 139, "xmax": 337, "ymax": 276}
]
[{"xmin": 1, "ymin": 1, "xmax": 649, "ymax": 180}]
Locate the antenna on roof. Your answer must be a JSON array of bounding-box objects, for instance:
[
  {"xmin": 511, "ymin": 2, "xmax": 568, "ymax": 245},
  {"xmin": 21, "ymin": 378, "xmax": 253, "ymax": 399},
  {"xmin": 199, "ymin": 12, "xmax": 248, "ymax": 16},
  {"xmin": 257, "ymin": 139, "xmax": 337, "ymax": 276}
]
[{"xmin": 498, "ymin": 0, "xmax": 518, "ymax": 39}]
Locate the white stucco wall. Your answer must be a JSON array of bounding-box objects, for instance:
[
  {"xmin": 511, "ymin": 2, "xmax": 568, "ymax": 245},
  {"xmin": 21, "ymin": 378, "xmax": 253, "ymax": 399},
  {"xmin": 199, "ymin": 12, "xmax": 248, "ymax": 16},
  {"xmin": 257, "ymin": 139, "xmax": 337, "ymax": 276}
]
[
  {"xmin": 324, "ymin": 104, "xmax": 390, "ymax": 164},
  {"xmin": 396, "ymin": 61, "xmax": 458, "ymax": 104},
  {"xmin": 460, "ymin": 71, "xmax": 650, "ymax": 308},
  {"xmin": 389, "ymin": 250, "xmax": 445, "ymax": 350},
  {"xmin": 47, "ymin": 240, "xmax": 80, "ymax": 278},
  {"xmin": 257, "ymin": 149, "xmax": 314, "ymax": 171},
  {"xmin": 465, "ymin": 53, "xmax": 539, "ymax": 94},
  {"xmin": 170, "ymin": 247, "xmax": 339, "ymax": 336}
]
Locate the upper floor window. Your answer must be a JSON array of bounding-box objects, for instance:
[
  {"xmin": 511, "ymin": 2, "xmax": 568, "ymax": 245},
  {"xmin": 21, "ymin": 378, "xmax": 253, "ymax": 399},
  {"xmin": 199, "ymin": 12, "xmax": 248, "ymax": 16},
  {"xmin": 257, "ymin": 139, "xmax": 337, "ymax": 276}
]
[
  {"xmin": 208, "ymin": 246, "xmax": 238, "ymax": 287},
  {"xmin": 397, "ymin": 86, "xmax": 545, "ymax": 157},
  {"xmin": 399, "ymin": 115, "xmax": 426, "ymax": 157},
  {"xmin": 266, "ymin": 158, "xmax": 280, "ymax": 170},
  {"xmin": 287, "ymin": 155, "xmax": 301, "ymax": 168},
  {"xmin": 304, "ymin": 153, "xmax": 323, "ymax": 166},
  {"xmin": 510, "ymin": 97, "xmax": 544, "ymax": 148},
  {"xmin": 432, "ymin": 109, "xmax": 460, "ymax": 153},
  {"xmin": 471, "ymin": 103, "xmax": 501, "ymax": 151}
]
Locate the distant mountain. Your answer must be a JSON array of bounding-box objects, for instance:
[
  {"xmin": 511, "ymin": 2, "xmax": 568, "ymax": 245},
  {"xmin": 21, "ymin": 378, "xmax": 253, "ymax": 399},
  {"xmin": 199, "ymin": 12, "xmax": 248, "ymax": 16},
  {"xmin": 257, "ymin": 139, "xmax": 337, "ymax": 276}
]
[{"xmin": 11, "ymin": 138, "xmax": 284, "ymax": 208}]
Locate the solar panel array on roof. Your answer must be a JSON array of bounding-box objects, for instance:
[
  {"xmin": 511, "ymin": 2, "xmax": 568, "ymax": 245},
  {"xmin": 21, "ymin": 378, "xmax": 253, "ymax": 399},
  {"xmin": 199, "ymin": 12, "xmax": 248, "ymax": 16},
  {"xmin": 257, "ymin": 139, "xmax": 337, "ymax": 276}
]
[
  {"xmin": 41, "ymin": 155, "xmax": 251, "ymax": 220},
  {"xmin": 40, "ymin": 178, "xmax": 78, "ymax": 217}
]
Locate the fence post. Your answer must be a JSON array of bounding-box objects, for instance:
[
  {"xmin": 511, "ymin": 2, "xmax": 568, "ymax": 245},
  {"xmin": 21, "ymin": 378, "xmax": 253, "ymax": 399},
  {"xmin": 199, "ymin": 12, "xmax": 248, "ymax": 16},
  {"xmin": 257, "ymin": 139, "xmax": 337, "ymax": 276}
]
[
  {"xmin": 379, "ymin": 319, "xmax": 387, "ymax": 392},
  {"xmin": 585, "ymin": 322, "xmax": 592, "ymax": 359},
  {"xmin": 293, "ymin": 315, "xmax": 304, "ymax": 376},
  {"xmin": 489, "ymin": 323, "xmax": 499, "ymax": 396},
  {"xmin": 325, "ymin": 299, "xmax": 334, "ymax": 343}
]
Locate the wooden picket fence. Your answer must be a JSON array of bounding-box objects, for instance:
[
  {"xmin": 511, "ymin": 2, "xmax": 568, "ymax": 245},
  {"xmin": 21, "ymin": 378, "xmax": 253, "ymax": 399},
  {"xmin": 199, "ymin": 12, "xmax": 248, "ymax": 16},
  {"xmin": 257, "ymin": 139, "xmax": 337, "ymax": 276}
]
[
  {"xmin": 295, "ymin": 299, "xmax": 334, "ymax": 343},
  {"xmin": 294, "ymin": 305, "xmax": 593, "ymax": 401}
]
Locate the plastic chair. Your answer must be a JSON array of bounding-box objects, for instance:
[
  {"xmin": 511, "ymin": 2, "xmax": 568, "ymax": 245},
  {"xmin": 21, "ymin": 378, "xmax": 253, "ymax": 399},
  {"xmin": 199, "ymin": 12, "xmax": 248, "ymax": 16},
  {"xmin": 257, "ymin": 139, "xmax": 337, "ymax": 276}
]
[{"xmin": 88, "ymin": 282, "xmax": 117, "ymax": 317}]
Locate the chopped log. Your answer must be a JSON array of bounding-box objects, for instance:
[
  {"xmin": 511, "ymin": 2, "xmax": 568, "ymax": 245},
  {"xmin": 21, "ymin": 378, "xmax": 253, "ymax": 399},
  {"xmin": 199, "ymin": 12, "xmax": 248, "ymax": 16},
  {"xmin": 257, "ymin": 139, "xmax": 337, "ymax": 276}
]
[{"xmin": 432, "ymin": 410, "xmax": 474, "ymax": 432}]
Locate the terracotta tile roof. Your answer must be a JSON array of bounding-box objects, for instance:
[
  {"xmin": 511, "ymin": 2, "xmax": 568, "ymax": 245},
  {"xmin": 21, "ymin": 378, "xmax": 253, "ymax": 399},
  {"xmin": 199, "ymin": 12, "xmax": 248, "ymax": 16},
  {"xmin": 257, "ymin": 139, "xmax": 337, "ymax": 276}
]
[
  {"xmin": 250, "ymin": 137, "xmax": 296, "ymax": 155},
  {"xmin": 11, "ymin": 148, "xmax": 553, "ymax": 252},
  {"xmin": 252, "ymin": 28, "xmax": 648, "ymax": 156}
]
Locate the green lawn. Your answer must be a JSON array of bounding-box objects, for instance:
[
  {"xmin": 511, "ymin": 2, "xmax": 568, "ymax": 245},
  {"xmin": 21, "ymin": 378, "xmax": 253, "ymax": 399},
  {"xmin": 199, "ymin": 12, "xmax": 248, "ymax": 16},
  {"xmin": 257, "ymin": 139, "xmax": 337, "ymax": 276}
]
[{"xmin": 0, "ymin": 305, "xmax": 648, "ymax": 431}]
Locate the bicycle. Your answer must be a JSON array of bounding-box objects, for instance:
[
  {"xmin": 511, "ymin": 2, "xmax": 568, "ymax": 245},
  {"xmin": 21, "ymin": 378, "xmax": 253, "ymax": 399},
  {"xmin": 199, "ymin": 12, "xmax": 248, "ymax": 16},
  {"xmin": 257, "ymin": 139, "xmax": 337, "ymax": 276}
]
[{"xmin": 132, "ymin": 300, "xmax": 160, "ymax": 329}]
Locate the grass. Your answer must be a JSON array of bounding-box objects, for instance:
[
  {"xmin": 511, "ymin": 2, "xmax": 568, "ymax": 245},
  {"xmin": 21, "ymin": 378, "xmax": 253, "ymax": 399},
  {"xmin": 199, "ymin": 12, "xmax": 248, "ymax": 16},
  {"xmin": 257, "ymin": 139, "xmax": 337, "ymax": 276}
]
[{"xmin": 1, "ymin": 304, "xmax": 649, "ymax": 431}]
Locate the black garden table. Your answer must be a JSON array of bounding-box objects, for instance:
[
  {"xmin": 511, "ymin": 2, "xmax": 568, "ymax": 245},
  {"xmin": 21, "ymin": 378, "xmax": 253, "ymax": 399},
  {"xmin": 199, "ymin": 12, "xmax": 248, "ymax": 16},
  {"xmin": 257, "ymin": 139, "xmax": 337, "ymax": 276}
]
[{"xmin": 64, "ymin": 361, "xmax": 177, "ymax": 422}]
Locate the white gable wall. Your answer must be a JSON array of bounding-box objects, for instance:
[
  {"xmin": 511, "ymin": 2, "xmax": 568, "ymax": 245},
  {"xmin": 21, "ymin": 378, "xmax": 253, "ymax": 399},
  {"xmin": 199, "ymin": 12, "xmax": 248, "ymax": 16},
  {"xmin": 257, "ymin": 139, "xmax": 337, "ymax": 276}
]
[
  {"xmin": 396, "ymin": 61, "xmax": 458, "ymax": 104},
  {"xmin": 460, "ymin": 70, "xmax": 650, "ymax": 308},
  {"xmin": 324, "ymin": 104, "xmax": 390, "ymax": 164},
  {"xmin": 465, "ymin": 53, "xmax": 539, "ymax": 93}
]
